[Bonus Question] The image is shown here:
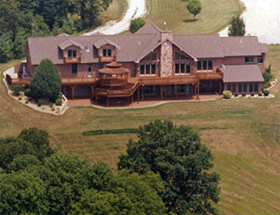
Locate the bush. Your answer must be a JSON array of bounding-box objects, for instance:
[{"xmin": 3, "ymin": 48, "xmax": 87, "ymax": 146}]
[
  {"xmin": 37, "ymin": 99, "xmax": 42, "ymax": 107},
  {"xmin": 18, "ymin": 97, "xmax": 22, "ymax": 100},
  {"xmin": 262, "ymin": 82, "xmax": 271, "ymax": 89},
  {"xmin": 235, "ymin": 94, "xmax": 238, "ymax": 97},
  {"xmin": 11, "ymin": 84, "xmax": 24, "ymax": 96},
  {"xmin": 251, "ymin": 94, "xmax": 254, "ymax": 97},
  {"xmin": 58, "ymin": 92, "xmax": 63, "ymax": 99},
  {"xmin": 263, "ymin": 72, "xmax": 274, "ymax": 83},
  {"xmin": 49, "ymin": 102, "xmax": 53, "ymax": 108},
  {"xmin": 222, "ymin": 90, "xmax": 232, "ymax": 99},
  {"xmin": 51, "ymin": 107, "xmax": 55, "ymax": 111},
  {"xmin": 129, "ymin": 18, "xmax": 146, "ymax": 33},
  {"xmin": 263, "ymin": 90, "xmax": 270, "ymax": 96},
  {"xmin": 25, "ymin": 101, "xmax": 29, "ymax": 104},
  {"xmin": 24, "ymin": 89, "xmax": 31, "ymax": 97},
  {"xmin": 55, "ymin": 98, "xmax": 62, "ymax": 106},
  {"xmin": 259, "ymin": 93, "xmax": 262, "ymax": 97},
  {"xmin": 242, "ymin": 94, "xmax": 246, "ymax": 97}
]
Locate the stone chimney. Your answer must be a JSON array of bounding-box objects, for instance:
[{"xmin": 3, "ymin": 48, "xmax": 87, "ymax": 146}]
[{"xmin": 160, "ymin": 31, "xmax": 173, "ymax": 77}]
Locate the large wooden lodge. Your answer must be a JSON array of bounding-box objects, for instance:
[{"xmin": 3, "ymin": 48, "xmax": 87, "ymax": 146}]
[{"xmin": 7, "ymin": 22, "xmax": 268, "ymax": 106}]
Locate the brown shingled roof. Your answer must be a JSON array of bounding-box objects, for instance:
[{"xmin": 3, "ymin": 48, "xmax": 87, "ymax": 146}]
[
  {"xmin": 58, "ymin": 39, "xmax": 83, "ymax": 50},
  {"xmin": 220, "ymin": 65, "xmax": 264, "ymax": 83}
]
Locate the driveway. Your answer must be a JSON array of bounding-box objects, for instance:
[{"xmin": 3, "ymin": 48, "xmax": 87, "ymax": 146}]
[{"xmin": 83, "ymin": 0, "xmax": 146, "ymax": 35}]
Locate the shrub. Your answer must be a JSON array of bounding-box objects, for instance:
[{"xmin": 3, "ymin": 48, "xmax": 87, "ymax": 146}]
[
  {"xmin": 18, "ymin": 97, "xmax": 22, "ymax": 100},
  {"xmin": 24, "ymin": 89, "xmax": 31, "ymax": 97},
  {"xmin": 58, "ymin": 92, "xmax": 63, "ymax": 99},
  {"xmin": 37, "ymin": 99, "xmax": 42, "ymax": 107},
  {"xmin": 262, "ymin": 82, "xmax": 271, "ymax": 89},
  {"xmin": 242, "ymin": 94, "xmax": 246, "ymax": 97},
  {"xmin": 263, "ymin": 90, "xmax": 270, "ymax": 96},
  {"xmin": 11, "ymin": 84, "xmax": 24, "ymax": 96},
  {"xmin": 234, "ymin": 94, "xmax": 238, "ymax": 97},
  {"xmin": 49, "ymin": 102, "xmax": 53, "ymax": 108},
  {"xmin": 51, "ymin": 107, "xmax": 55, "ymax": 111},
  {"xmin": 263, "ymin": 72, "xmax": 273, "ymax": 83},
  {"xmin": 259, "ymin": 93, "xmax": 262, "ymax": 97},
  {"xmin": 55, "ymin": 98, "xmax": 62, "ymax": 106},
  {"xmin": 25, "ymin": 101, "xmax": 29, "ymax": 104},
  {"xmin": 222, "ymin": 90, "xmax": 232, "ymax": 99},
  {"xmin": 129, "ymin": 18, "xmax": 146, "ymax": 33},
  {"xmin": 251, "ymin": 94, "xmax": 254, "ymax": 97}
]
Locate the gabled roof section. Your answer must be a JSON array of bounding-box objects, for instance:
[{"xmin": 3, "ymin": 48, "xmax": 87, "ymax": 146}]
[
  {"xmin": 221, "ymin": 36, "xmax": 262, "ymax": 57},
  {"xmin": 174, "ymin": 34, "xmax": 224, "ymax": 59},
  {"xmin": 94, "ymin": 38, "xmax": 118, "ymax": 49},
  {"xmin": 135, "ymin": 22, "xmax": 164, "ymax": 35},
  {"xmin": 56, "ymin": 33, "xmax": 70, "ymax": 37},
  {"xmin": 58, "ymin": 39, "xmax": 83, "ymax": 50},
  {"xmin": 220, "ymin": 65, "xmax": 264, "ymax": 83},
  {"xmin": 260, "ymin": 44, "xmax": 269, "ymax": 53}
]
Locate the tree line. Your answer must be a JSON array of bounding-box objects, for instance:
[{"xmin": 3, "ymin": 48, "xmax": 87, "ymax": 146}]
[
  {"xmin": 0, "ymin": 120, "xmax": 220, "ymax": 214},
  {"xmin": 0, "ymin": 0, "xmax": 112, "ymax": 63}
]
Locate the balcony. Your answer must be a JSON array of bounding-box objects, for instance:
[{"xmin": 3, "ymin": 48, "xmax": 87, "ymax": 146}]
[
  {"xmin": 130, "ymin": 75, "xmax": 199, "ymax": 86},
  {"xmin": 196, "ymin": 70, "xmax": 223, "ymax": 80},
  {"xmin": 64, "ymin": 56, "xmax": 81, "ymax": 64},
  {"xmin": 99, "ymin": 55, "xmax": 116, "ymax": 63}
]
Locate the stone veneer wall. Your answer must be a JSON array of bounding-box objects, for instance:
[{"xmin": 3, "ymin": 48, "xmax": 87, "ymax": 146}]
[{"xmin": 160, "ymin": 32, "xmax": 174, "ymax": 77}]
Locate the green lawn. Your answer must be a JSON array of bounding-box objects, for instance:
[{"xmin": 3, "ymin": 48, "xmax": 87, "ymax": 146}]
[
  {"xmin": 1, "ymin": 45, "xmax": 280, "ymax": 214},
  {"xmin": 145, "ymin": 0, "xmax": 244, "ymax": 34}
]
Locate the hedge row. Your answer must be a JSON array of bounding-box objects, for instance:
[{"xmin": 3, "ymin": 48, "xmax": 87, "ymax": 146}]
[{"xmin": 83, "ymin": 128, "xmax": 139, "ymax": 136}]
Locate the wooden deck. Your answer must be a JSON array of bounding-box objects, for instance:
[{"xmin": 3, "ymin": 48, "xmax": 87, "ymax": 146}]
[{"xmin": 197, "ymin": 71, "xmax": 223, "ymax": 80}]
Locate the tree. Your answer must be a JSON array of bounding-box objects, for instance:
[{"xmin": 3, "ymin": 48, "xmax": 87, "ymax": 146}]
[
  {"xmin": 129, "ymin": 18, "xmax": 146, "ymax": 33},
  {"xmin": 118, "ymin": 120, "xmax": 220, "ymax": 215},
  {"xmin": 228, "ymin": 16, "xmax": 246, "ymax": 36},
  {"xmin": 71, "ymin": 170, "xmax": 167, "ymax": 215},
  {"xmin": 13, "ymin": 28, "xmax": 27, "ymax": 59},
  {"xmin": 187, "ymin": 0, "xmax": 202, "ymax": 20},
  {"xmin": 0, "ymin": 32, "xmax": 13, "ymax": 63},
  {"xmin": 30, "ymin": 59, "xmax": 61, "ymax": 101}
]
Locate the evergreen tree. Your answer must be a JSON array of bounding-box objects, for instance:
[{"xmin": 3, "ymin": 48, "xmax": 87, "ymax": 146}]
[
  {"xmin": 0, "ymin": 32, "xmax": 13, "ymax": 63},
  {"xmin": 129, "ymin": 18, "xmax": 146, "ymax": 33},
  {"xmin": 30, "ymin": 59, "xmax": 61, "ymax": 101},
  {"xmin": 228, "ymin": 16, "xmax": 246, "ymax": 36},
  {"xmin": 13, "ymin": 28, "xmax": 27, "ymax": 59},
  {"xmin": 118, "ymin": 120, "xmax": 220, "ymax": 215}
]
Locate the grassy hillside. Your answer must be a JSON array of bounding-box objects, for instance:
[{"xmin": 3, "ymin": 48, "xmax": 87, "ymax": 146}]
[
  {"xmin": 1, "ymin": 45, "xmax": 280, "ymax": 214},
  {"xmin": 99, "ymin": 0, "xmax": 128, "ymax": 24},
  {"xmin": 145, "ymin": 0, "xmax": 244, "ymax": 34}
]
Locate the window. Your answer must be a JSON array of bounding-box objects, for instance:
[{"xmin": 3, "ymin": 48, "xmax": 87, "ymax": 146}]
[
  {"xmin": 174, "ymin": 85, "xmax": 190, "ymax": 95},
  {"xmin": 181, "ymin": 63, "xmax": 185, "ymax": 74},
  {"xmin": 140, "ymin": 64, "xmax": 145, "ymax": 75},
  {"xmin": 151, "ymin": 63, "xmax": 156, "ymax": 75},
  {"xmin": 68, "ymin": 50, "xmax": 72, "ymax": 57},
  {"xmin": 73, "ymin": 50, "xmax": 77, "ymax": 57},
  {"xmin": 151, "ymin": 53, "xmax": 157, "ymax": 60},
  {"xmin": 93, "ymin": 47, "xmax": 98, "ymax": 58},
  {"xmin": 245, "ymin": 56, "xmax": 254, "ymax": 63},
  {"xmin": 227, "ymin": 84, "xmax": 236, "ymax": 93},
  {"xmin": 103, "ymin": 49, "xmax": 107, "ymax": 56},
  {"xmin": 227, "ymin": 84, "xmax": 232, "ymax": 91},
  {"xmin": 142, "ymin": 53, "xmax": 157, "ymax": 62},
  {"xmin": 144, "ymin": 86, "xmax": 156, "ymax": 95},
  {"xmin": 175, "ymin": 52, "xmax": 189, "ymax": 60},
  {"xmin": 175, "ymin": 63, "xmax": 180, "ymax": 74},
  {"xmin": 88, "ymin": 65, "xmax": 92, "ymax": 72},
  {"xmin": 108, "ymin": 49, "xmax": 112, "ymax": 56},
  {"xmin": 249, "ymin": 83, "xmax": 254, "ymax": 92},
  {"xmin": 197, "ymin": 59, "xmax": 213, "ymax": 71},
  {"xmin": 238, "ymin": 83, "xmax": 247, "ymax": 93},
  {"xmin": 175, "ymin": 62, "xmax": 191, "ymax": 75},
  {"xmin": 72, "ymin": 64, "xmax": 77, "ymax": 74},
  {"xmin": 258, "ymin": 56, "xmax": 263, "ymax": 63},
  {"xmin": 140, "ymin": 63, "xmax": 156, "ymax": 76},
  {"xmin": 197, "ymin": 61, "xmax": 201, "ymax": 70},
  {"xmin": 68, "ymin": 49, "xmax": 77, "ymax": 58},
  {"xmin": 254, "ymin": 83, "xmax": 259, "ymax": 92}
]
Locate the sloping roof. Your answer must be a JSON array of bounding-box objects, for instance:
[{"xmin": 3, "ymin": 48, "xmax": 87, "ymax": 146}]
[
  {"xmin": 174, "ymin": 34, "xmax": 224, "ymax": 58},
  {"xmin": 221, "ymin": 36, "xmax": 262, "ymax": 57},
  {"xmin": 26, "ymin": 23, "xmax": 268, "ymax": 66},
  {"xmin": 58, "ymin": 39, "xmax": 83, "ymax": 50},
  {"xmin": 56, "ymin": 33, "xmax": 70, "ymax": 37},
  {"xmin": 220, "ymin": 65, "xmax": 264, "ymax": 83},
  {"xmin": 94, "ymin": 38, "xmax": 118, "ymax": 49},
  {"xmin": 260, "ymin": 44, "xmax": 269, "ymax": 53}
]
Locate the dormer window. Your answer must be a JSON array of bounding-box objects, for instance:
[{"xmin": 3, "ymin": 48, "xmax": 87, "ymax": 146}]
[
  {"xmin": 245, "ymin": 56, "xmax": 254, "ymax": 63},
  {"xmin": 175, "ymin": 52, "xmax": 189, "ymax": 60},
  {"xmin": 103, "ymin": 49, "xmax": 112, "ymax": 57},
  {"xmin": 68, "ymin": 49, "xmax": 77, "ymax": 58}
]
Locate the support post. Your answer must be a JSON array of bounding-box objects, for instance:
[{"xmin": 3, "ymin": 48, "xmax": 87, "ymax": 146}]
[
  {"xmin": 141, "ymin": 86, "xmax": 144, "ymax": 101},
  {"xmin": 70, "ymin": 85, "xmax": 77, "ymax": 100},
  {"xmin": 196, "ymin": 83, "xmax": 200, "ymax": 100},
  {"xmin": 137, "ymin": 88, "xmax": 140, "ymax": 103}
]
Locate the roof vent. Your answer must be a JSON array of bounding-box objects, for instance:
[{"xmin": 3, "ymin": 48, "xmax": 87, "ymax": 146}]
[
  {"xmin": 119, "ymin": 46, "xmax": 121, "ymax": 50},
  {"xmin": 138, "ymin": 41, "xmax": 141, "ymax": 45},
  {"xmin": 86, "ymin": 39, "xmax": 90, "ymax": 52},
  {"xmin": 240, "ymin": 39, "xmax": 242, "ymax": 44}
]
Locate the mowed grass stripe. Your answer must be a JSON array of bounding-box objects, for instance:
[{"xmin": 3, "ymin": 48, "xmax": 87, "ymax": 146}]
[{"xmin": 146, "ymin": 0, "xmax": 244, "ymax": 34}]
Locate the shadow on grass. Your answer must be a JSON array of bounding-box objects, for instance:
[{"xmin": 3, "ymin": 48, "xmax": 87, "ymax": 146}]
[{"xmin": 183, "ymin": 19, "xmax": 198, "ymax": 23}]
